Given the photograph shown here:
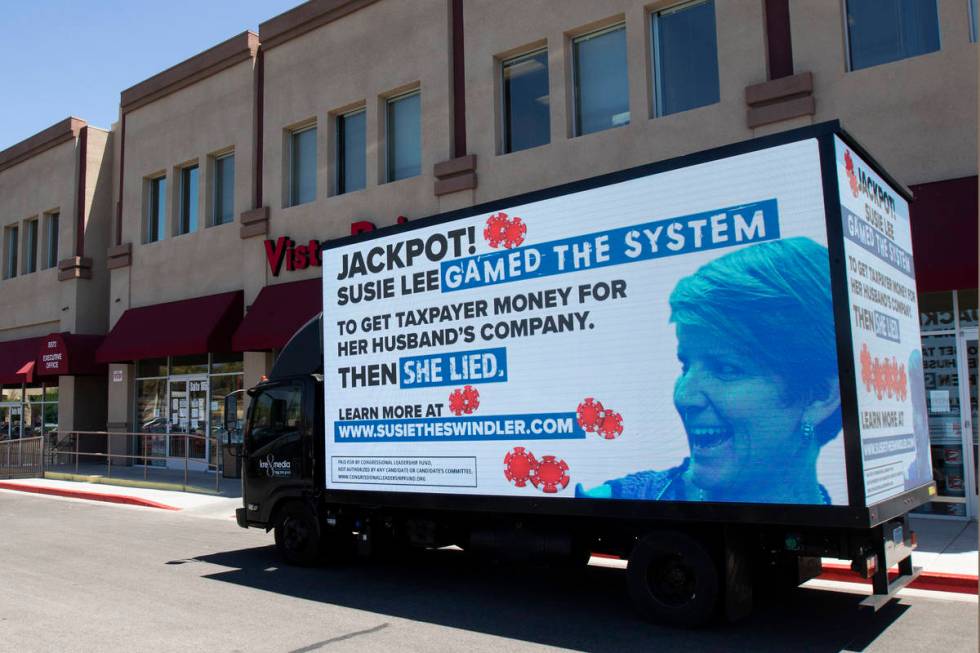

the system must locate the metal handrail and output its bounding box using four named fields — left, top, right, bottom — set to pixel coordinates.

left=46, top=430, right=224, bottom=493
left=0, top=436, right=44, bottom=480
